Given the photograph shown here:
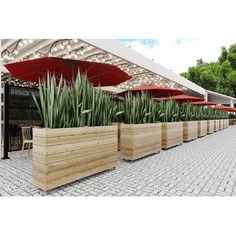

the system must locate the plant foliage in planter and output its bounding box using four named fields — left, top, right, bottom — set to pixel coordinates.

left=119, top=92, right=162, bottom=124
left=159, top=99, right=182, bottom=122
left=32, top=73, right=118, bottom=128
